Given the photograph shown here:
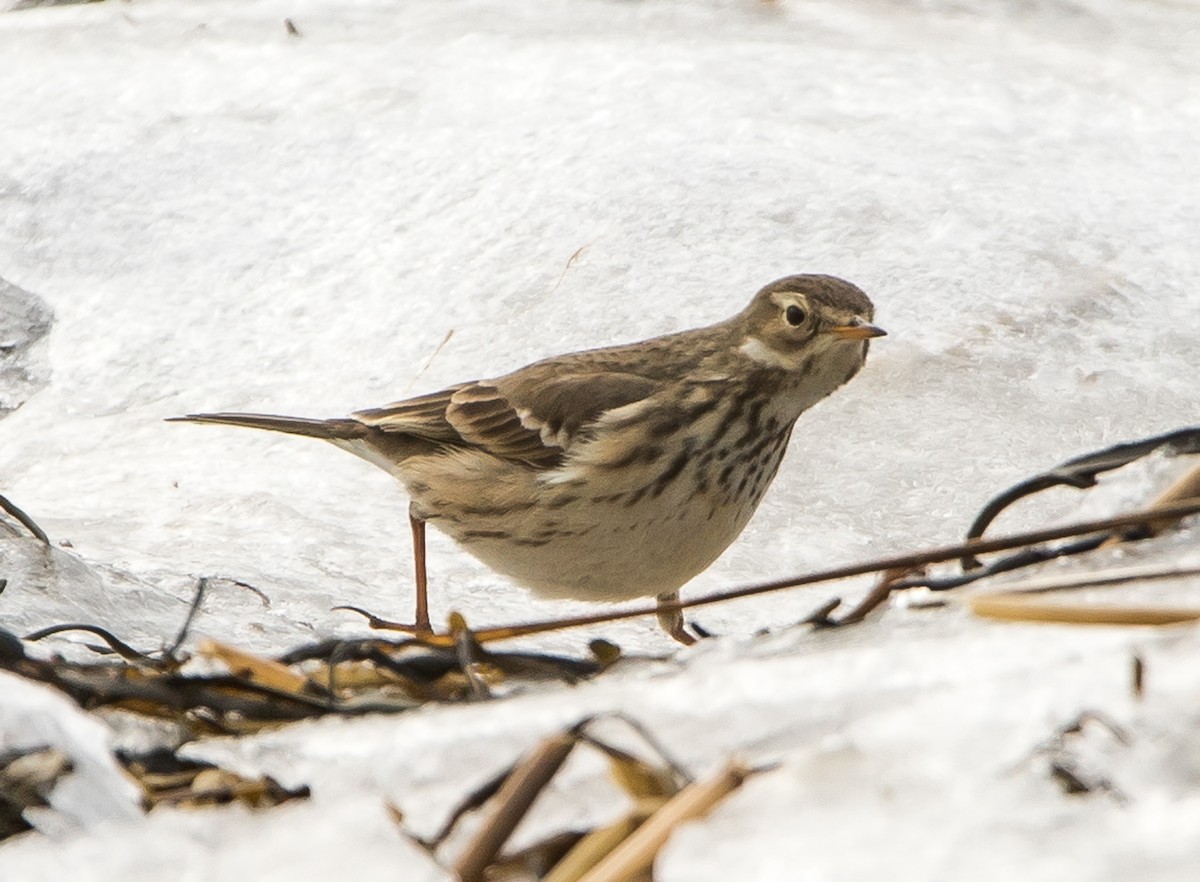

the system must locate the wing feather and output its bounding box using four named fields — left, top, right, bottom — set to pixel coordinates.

left=352, top=385, right=466, bottom=443
left=352, top=371, right=662, bottom=468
